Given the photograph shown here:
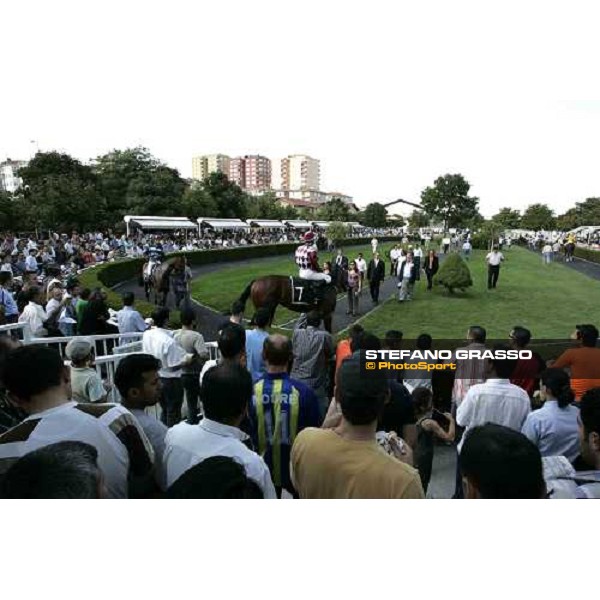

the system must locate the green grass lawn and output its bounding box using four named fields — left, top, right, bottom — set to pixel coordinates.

left=191, top=245, right=600, bottom=339
left=356, top=247, right=600, bottom=339
left=190, top=242, right=397, bottom=326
